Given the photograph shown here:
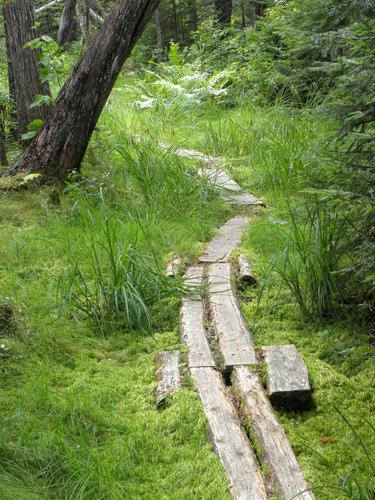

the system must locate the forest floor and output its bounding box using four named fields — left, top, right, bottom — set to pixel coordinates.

left=0, top=73, right=374, bottom=499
